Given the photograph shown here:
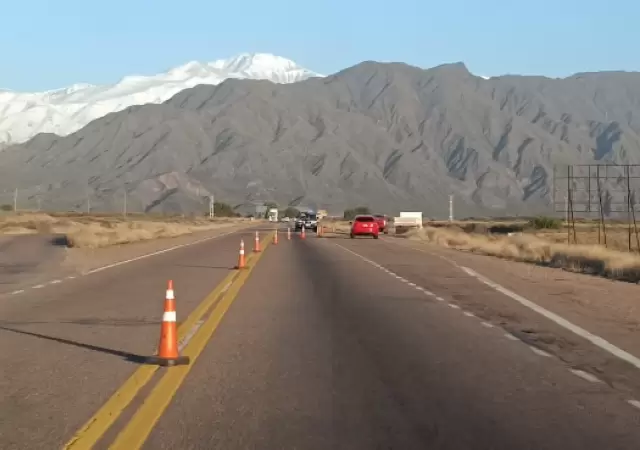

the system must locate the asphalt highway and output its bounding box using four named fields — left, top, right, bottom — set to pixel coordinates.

left=1, top=227, right=639, bottom=449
